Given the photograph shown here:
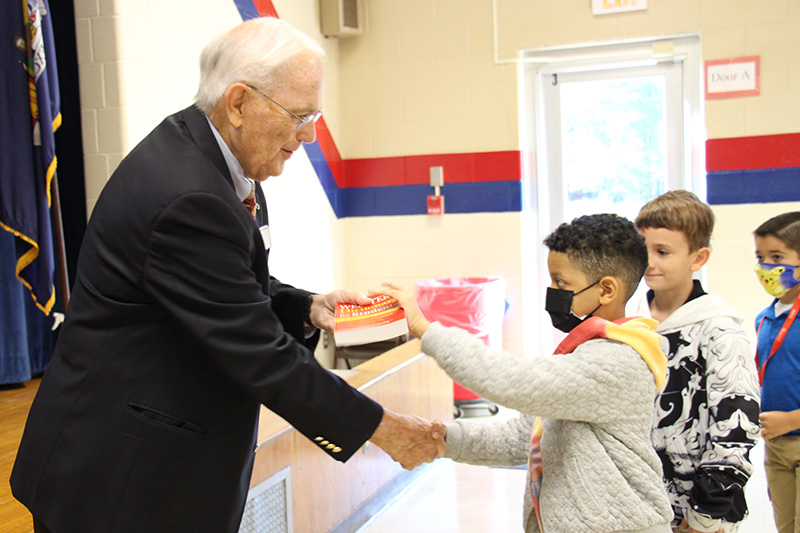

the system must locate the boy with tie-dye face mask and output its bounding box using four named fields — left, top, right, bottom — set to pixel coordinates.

left=753, top=211, right=800, bottom=533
